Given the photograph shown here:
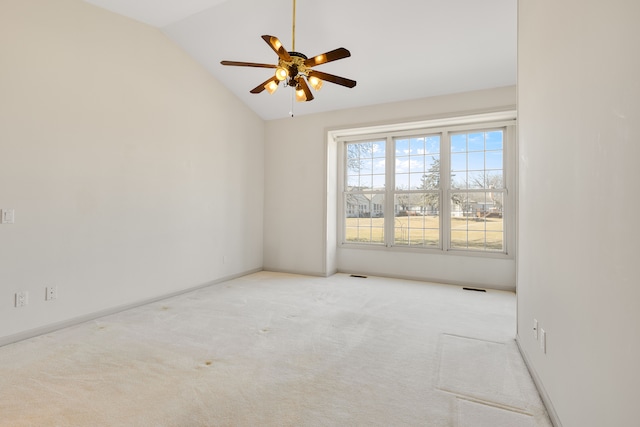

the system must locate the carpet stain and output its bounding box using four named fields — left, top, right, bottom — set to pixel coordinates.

left=205, top=360, right=212, bottom=366
left=160, top=306, right=170, bottom=311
